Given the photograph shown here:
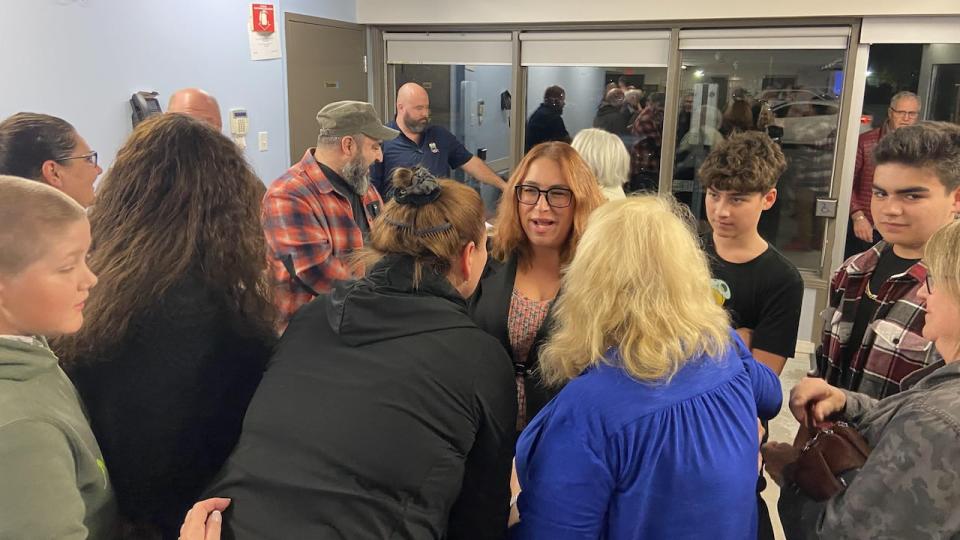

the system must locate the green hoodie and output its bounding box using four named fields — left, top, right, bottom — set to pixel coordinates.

left=0, top=336, right=117, bottom=539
